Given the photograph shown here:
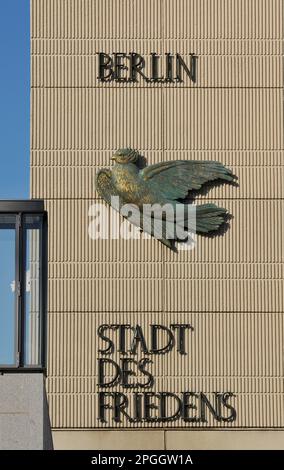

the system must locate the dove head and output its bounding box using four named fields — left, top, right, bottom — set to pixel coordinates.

left=111, top=148, right=139, bottom=165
